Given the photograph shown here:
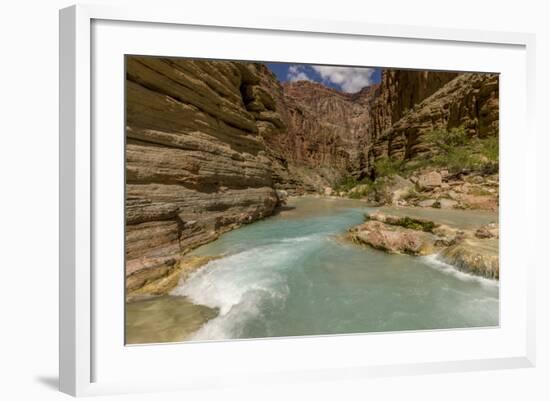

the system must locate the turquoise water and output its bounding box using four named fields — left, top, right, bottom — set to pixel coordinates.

left=171, top=197, right=499, bottom=340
